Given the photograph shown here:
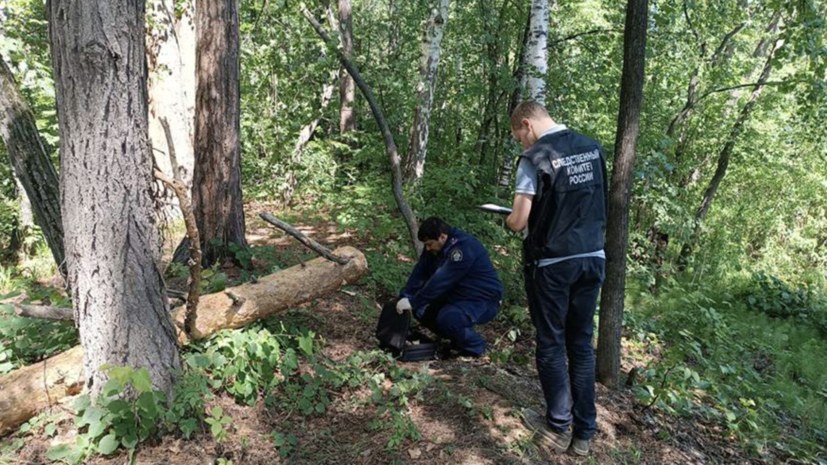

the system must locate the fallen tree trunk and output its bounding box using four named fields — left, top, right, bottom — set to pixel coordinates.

left=0, top=246, right=367, bottom=436
left=0, top=346, right=84, bottom=437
